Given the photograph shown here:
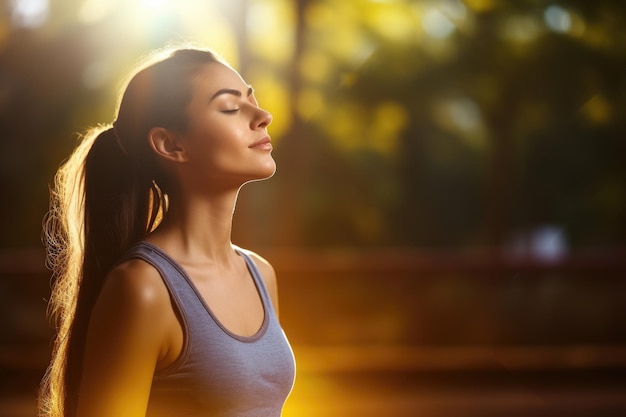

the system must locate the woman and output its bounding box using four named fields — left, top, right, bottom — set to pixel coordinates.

left=40, top=47, right=296, bottom=417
